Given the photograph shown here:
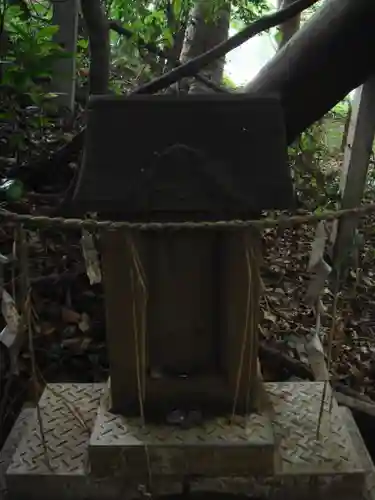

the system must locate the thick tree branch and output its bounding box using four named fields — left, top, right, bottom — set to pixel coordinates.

left=245, top=0, right=375, bottom=143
